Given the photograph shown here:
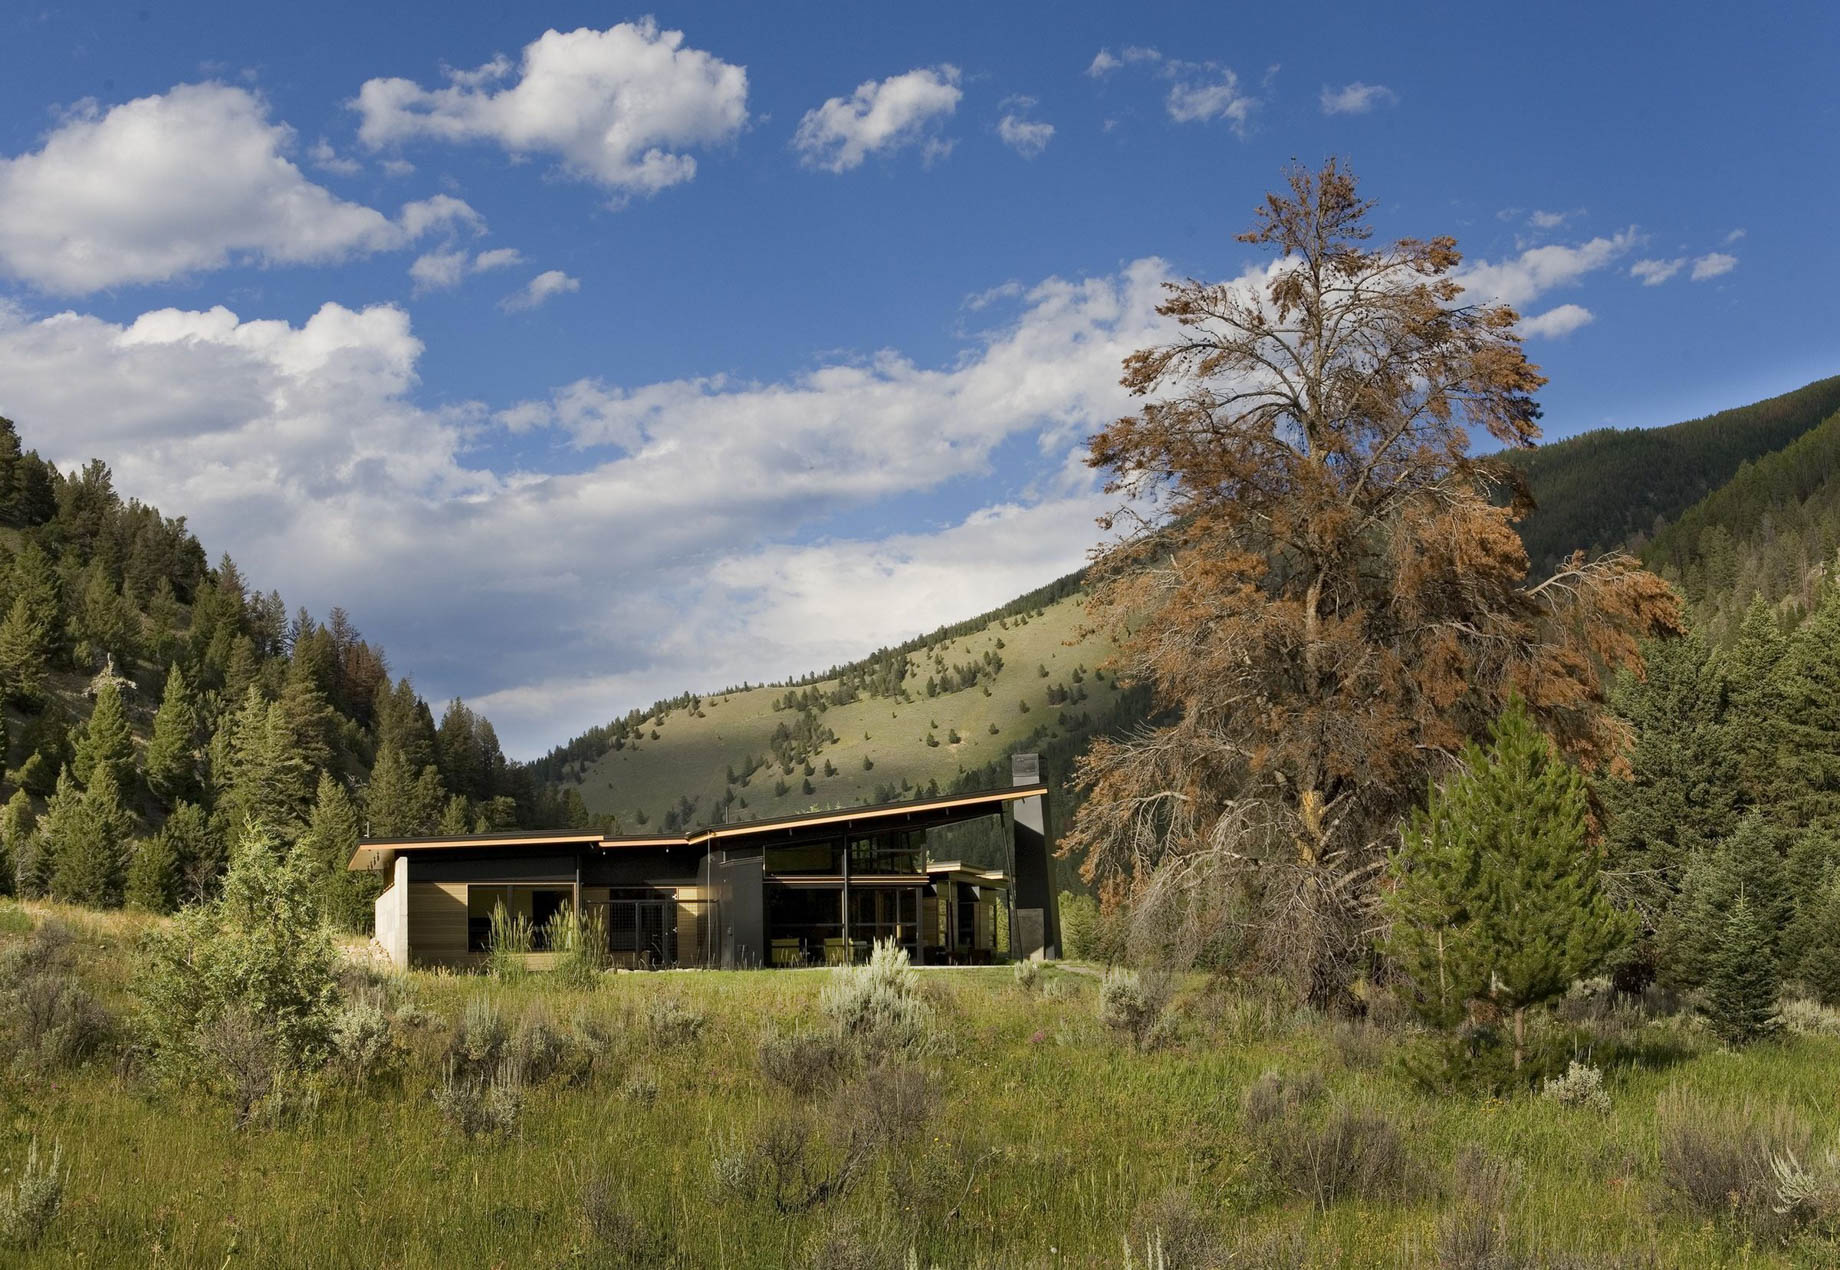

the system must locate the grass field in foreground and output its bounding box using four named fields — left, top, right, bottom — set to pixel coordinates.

left=3, top=901, right=1838, bottom=1268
